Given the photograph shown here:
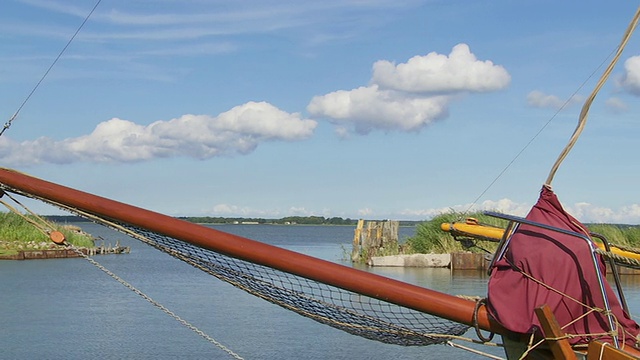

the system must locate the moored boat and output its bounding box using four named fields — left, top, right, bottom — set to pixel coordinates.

left=2, top=3, right=640, bottom=360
